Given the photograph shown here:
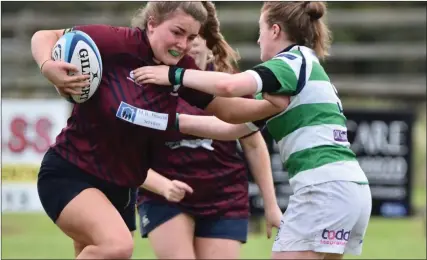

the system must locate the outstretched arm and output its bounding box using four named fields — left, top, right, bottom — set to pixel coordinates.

left=133, top=66, right=258, bottom=97
left=205, top=96, right=288, bottom=124
left=132, top=59, right=292, bottom=124
left=132, top=59, right=292, bottom=98
left=178, top=114, right=256, bottom=141
left=181, top=70, right=259, bottom=97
